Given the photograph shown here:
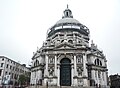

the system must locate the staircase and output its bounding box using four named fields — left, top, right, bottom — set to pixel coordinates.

left=48, top=86, right=73, bottom=88
left=26, top=86, right=95, bottom=88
